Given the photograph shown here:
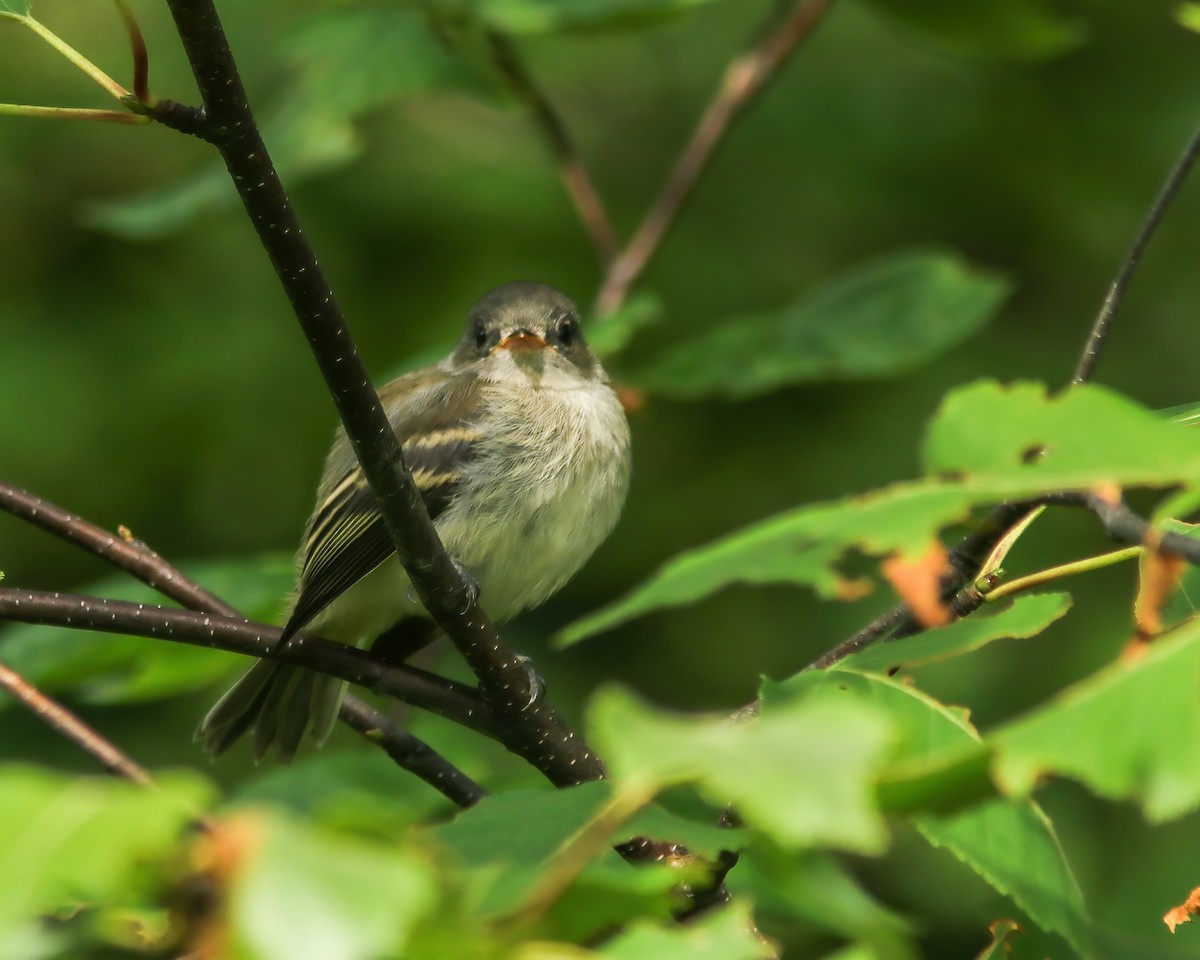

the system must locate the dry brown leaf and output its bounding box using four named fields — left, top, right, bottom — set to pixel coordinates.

left=882, top=543, right=951, bottom=628
left=171, top=813, right=264, bottom=960
left=1165, top=886, right=1200, bottom=932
